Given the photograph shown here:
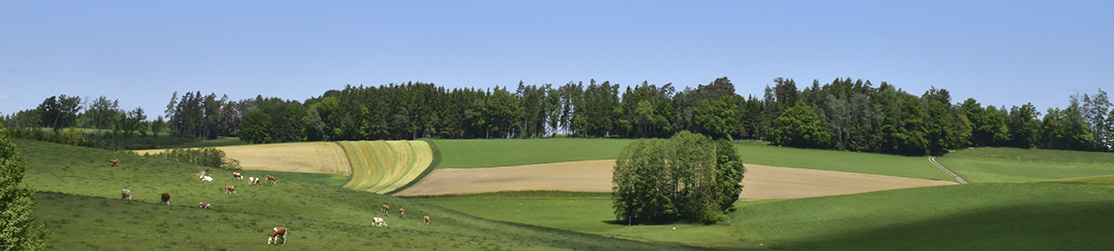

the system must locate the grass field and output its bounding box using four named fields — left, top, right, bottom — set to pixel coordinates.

left=16, top=139, right=692, bottom=250
left=934, top=147, right=1114, bottom=183
left=732, top=140, right=953, bottom=181
left=339, top=140, right=434, bottom=194
left=432, top=138, right=633, bottom=168
left=414, top=191, right=758, bottom=250
left=421, top=178, right=1114, bottom=250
